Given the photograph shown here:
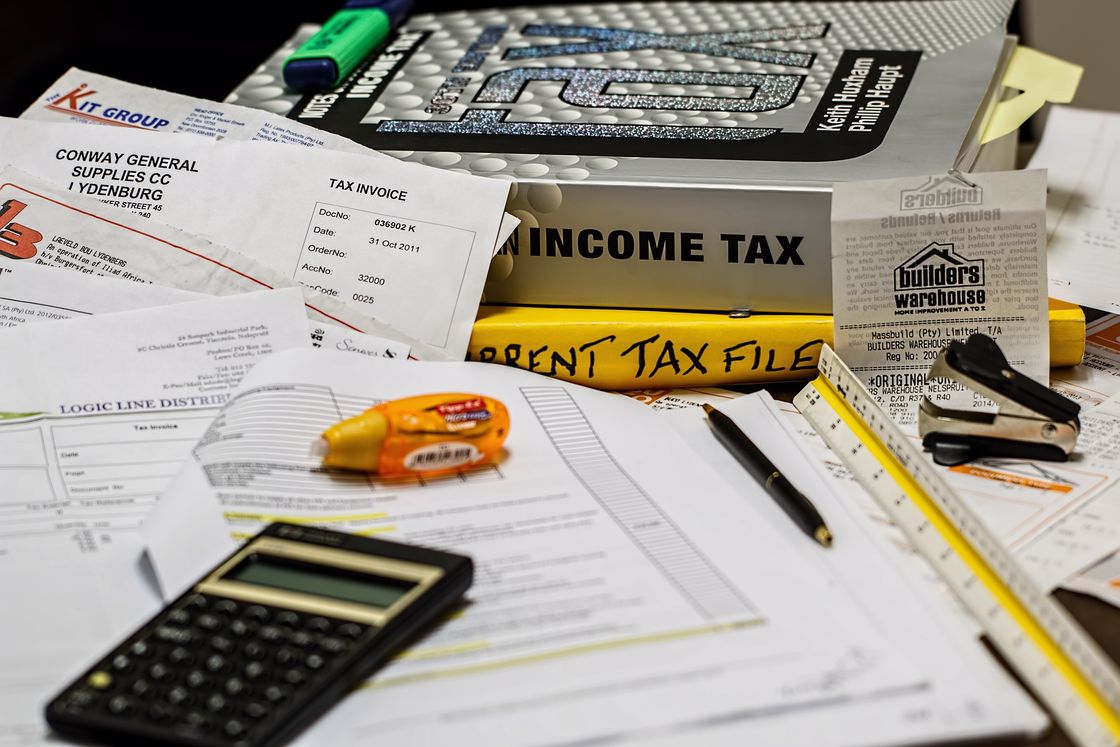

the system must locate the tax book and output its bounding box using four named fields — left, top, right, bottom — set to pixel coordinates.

left=228, top=1, right=1017, bottom=315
